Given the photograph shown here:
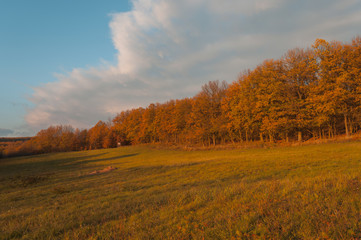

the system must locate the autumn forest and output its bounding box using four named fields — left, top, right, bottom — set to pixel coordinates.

left=2, top=37, right=361, bottom=157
